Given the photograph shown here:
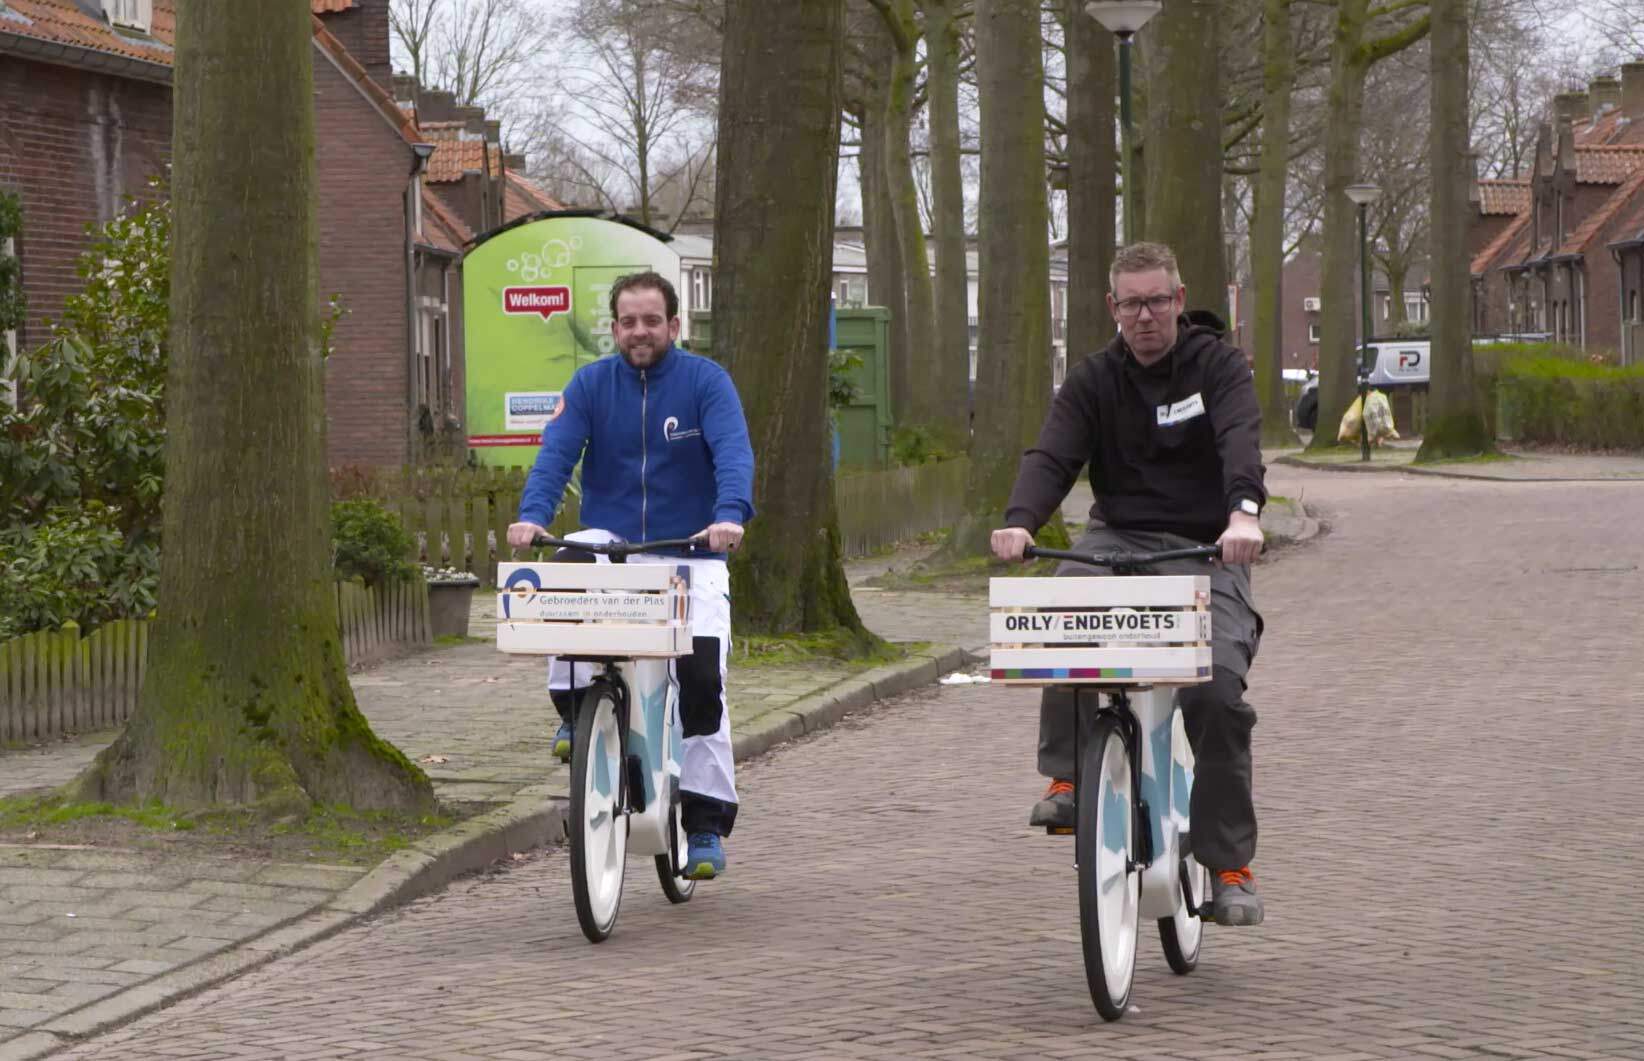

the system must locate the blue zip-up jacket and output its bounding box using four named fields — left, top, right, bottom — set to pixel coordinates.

left=518, top=346, right=755, bottom=556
